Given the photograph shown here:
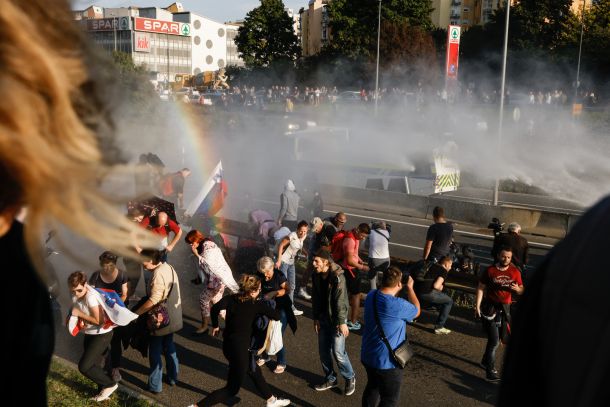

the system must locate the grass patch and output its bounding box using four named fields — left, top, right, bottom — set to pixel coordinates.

left=47, top=359, right=156, bottom=407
